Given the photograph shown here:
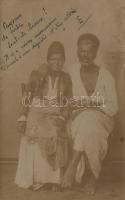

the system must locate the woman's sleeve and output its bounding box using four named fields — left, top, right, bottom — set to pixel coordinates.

left=18, top=71, right=35, bottom=118
left=101, top=70, right=119, bottom=117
